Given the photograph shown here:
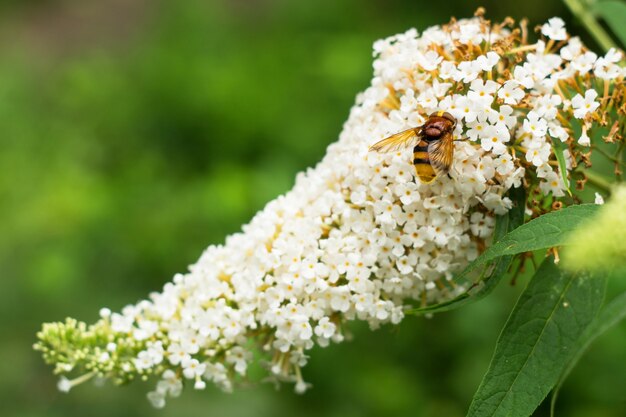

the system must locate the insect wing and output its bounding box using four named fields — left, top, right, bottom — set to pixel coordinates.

left=427, top=132, right=454, bottom=176
left=369, top=128, right=420, bottom=153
